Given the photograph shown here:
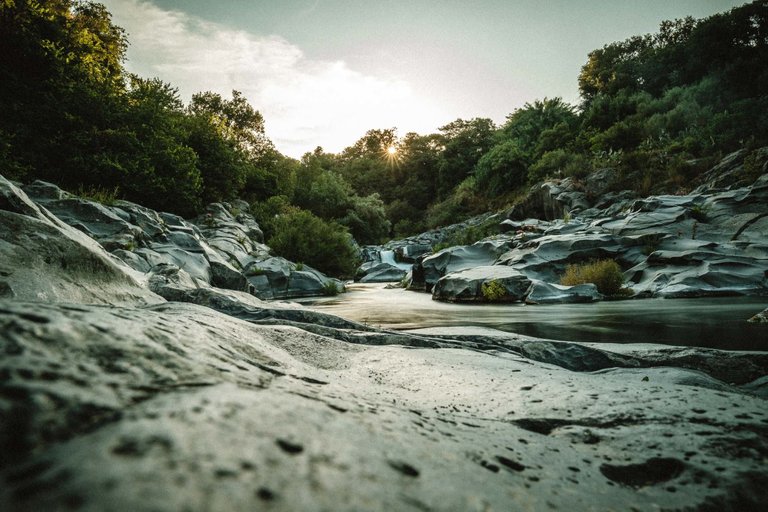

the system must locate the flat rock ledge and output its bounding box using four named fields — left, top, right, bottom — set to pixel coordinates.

left=1, top=300, right=767, bottom=511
